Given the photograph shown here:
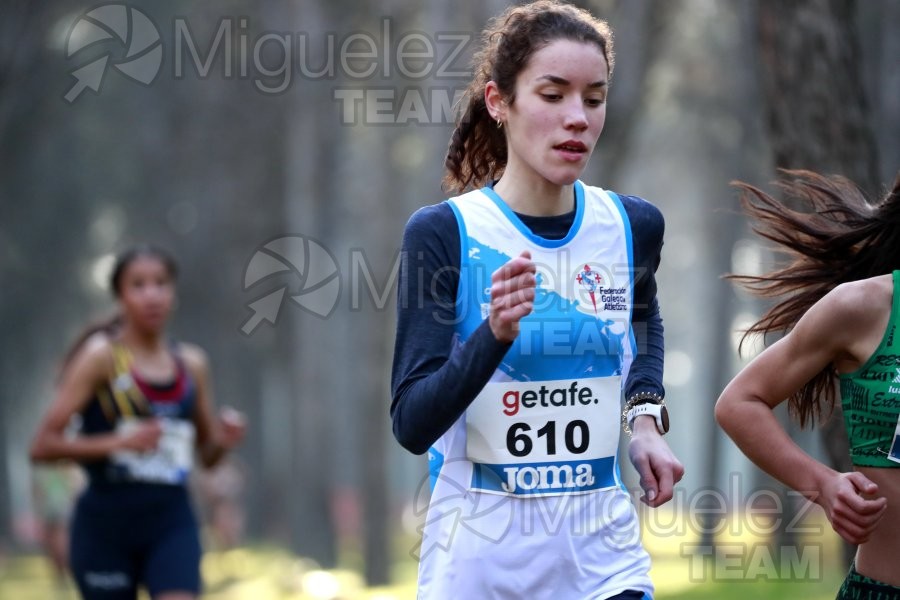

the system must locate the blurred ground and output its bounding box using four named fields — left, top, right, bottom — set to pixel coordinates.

left=0, top=507, right=848, bottom=599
